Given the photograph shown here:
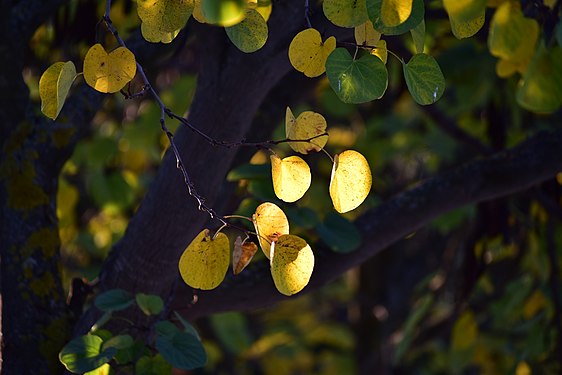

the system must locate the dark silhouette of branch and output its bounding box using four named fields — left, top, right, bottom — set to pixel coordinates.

left=172, top=129, right=562, bottom=319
